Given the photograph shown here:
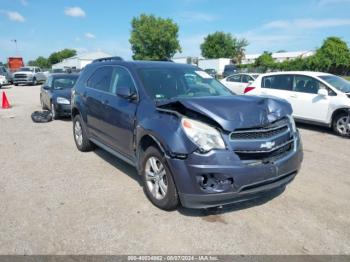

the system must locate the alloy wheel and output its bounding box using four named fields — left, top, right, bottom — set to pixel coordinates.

left=145, top=156, right=168, bottom=200
left=336, top=116, right=350, bottom=135
left=74, top=120, right=83, bottom=146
